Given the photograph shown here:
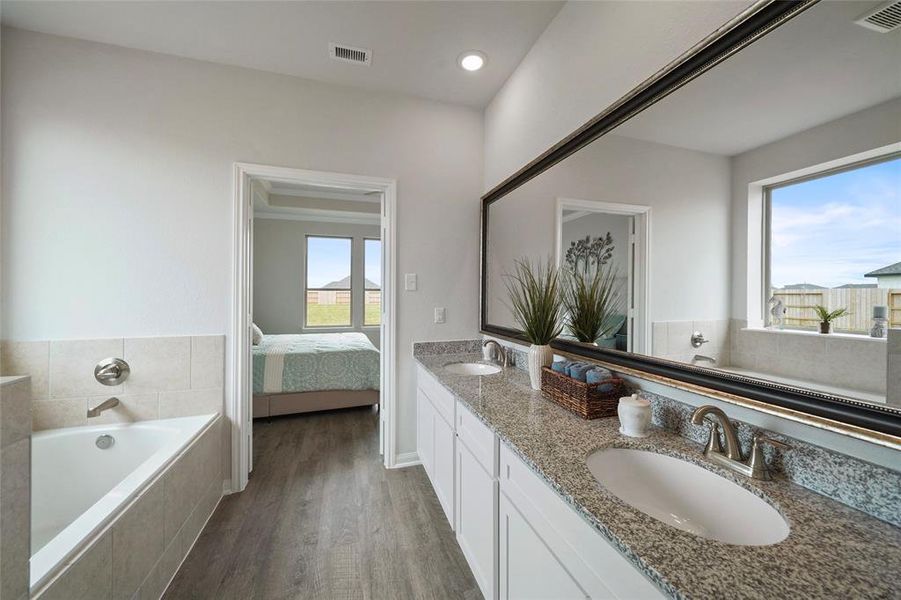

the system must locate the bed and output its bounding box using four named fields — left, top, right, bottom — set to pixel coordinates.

left=252, top=332, right=380, bottom=418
